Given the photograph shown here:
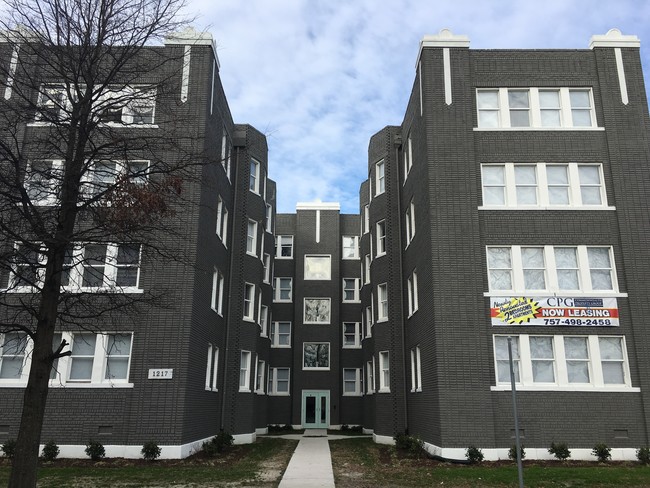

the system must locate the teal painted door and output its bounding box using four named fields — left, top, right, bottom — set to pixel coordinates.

left=301, top=390, right=329, bottom=428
